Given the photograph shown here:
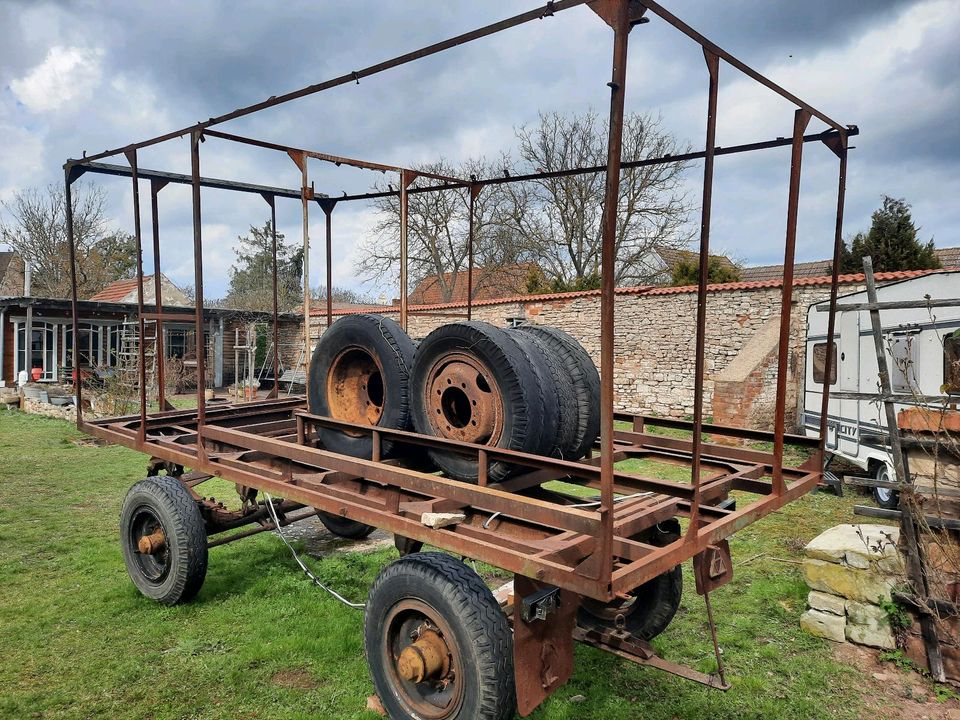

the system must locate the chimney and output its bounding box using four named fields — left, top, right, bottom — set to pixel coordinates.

left=23, top=261, right=31, bottom=297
